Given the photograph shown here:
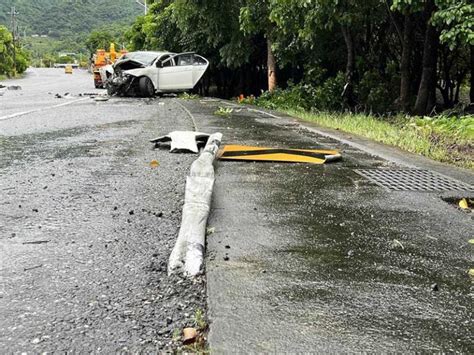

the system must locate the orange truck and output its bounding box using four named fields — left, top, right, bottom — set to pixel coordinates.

left=92, top=44, right=126, bottom=88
